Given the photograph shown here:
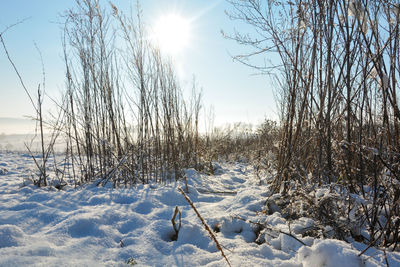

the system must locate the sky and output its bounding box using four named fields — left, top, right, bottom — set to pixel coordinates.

left=0, top=0, right=277, bottom=134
